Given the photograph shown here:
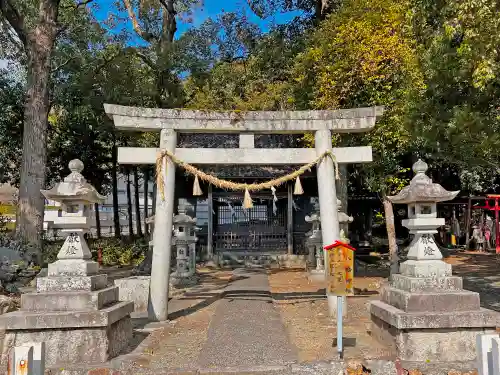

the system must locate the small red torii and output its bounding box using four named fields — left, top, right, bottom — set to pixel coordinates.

left=472, top=194, right=500, bottom=253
